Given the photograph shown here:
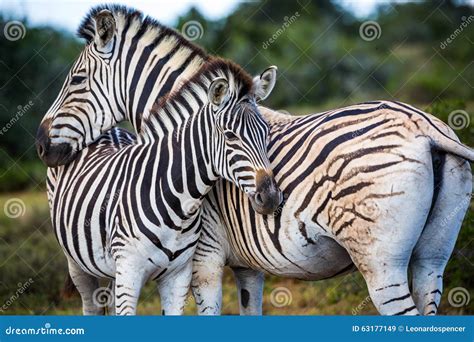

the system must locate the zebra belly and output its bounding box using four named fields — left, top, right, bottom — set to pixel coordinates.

left=227, top=217, right=354, bottom=280
left=270, top=235, right=354, bottom=280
